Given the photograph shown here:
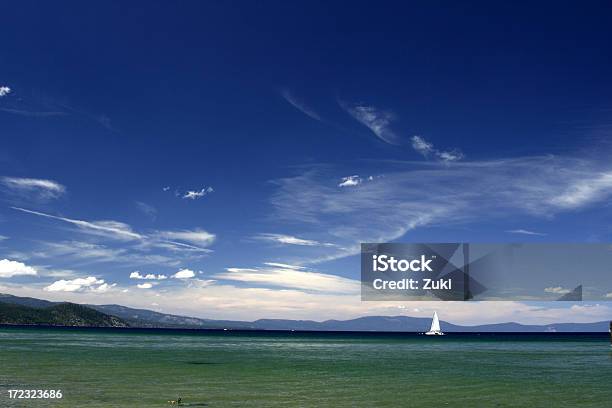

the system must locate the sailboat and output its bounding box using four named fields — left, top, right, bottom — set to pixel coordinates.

left=425, top=311, right=444, bottom=335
